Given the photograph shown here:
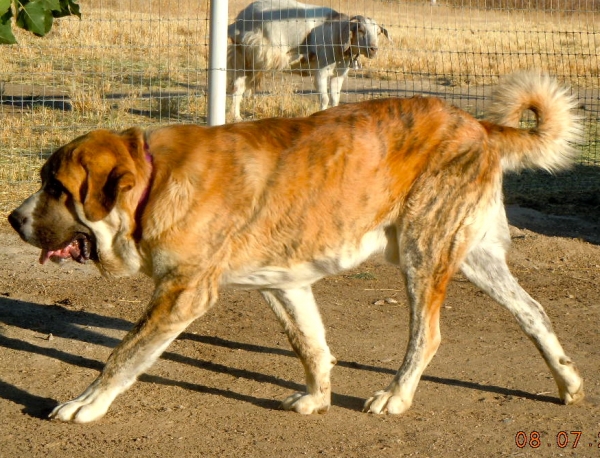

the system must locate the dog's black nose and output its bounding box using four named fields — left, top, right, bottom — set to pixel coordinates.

left=8, top=210, right=26, bottom=232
